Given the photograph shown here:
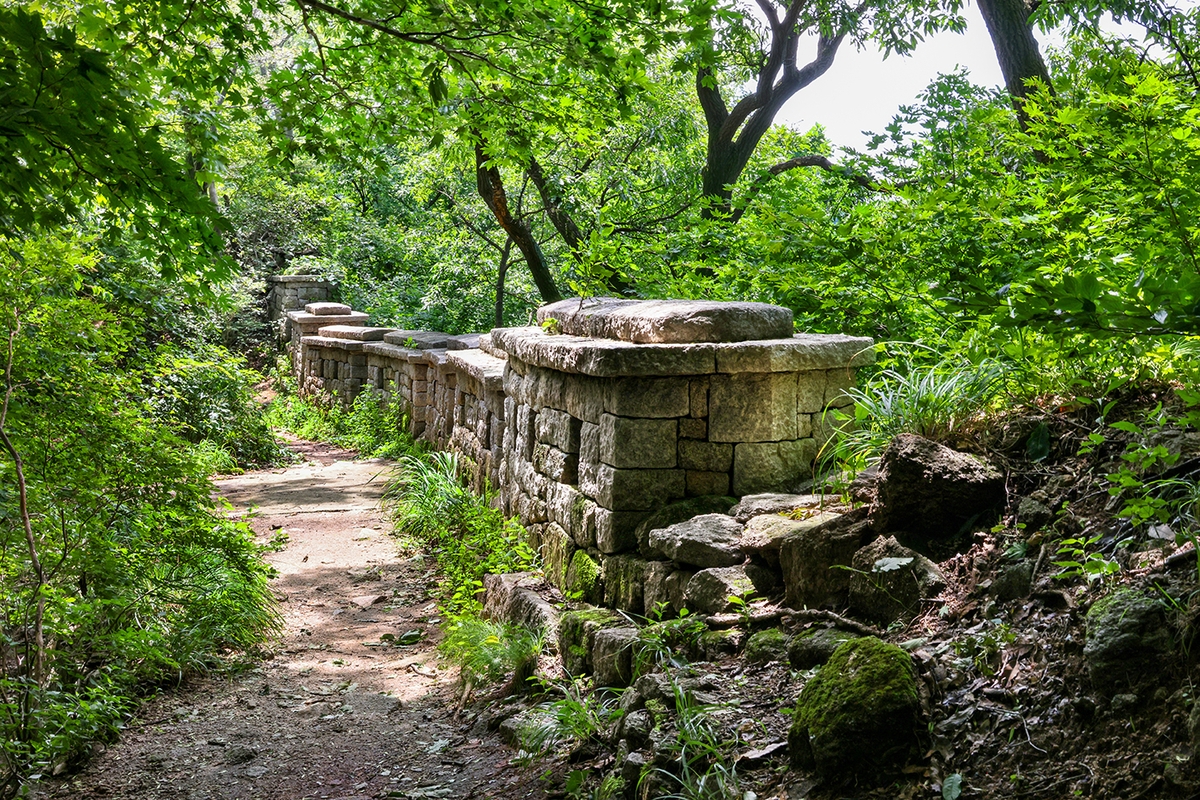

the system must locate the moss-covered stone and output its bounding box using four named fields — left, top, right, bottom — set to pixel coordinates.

left=700, top=628, right=743, bottom=659
left=566, top=550, right=603, bottom=605
left=541, top=522, right=576, bottom=593
left=787, top=627, right=859, bottom=670
left=744, top=628, right=789, bottom=665
left=603, top=554, right=650, bottom=614
left=558, top=606, right=623, bottom=676
left=789, top=637, right=919, bottom=782
left=1084, top=588, right=1173, bottom=693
